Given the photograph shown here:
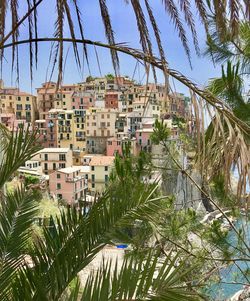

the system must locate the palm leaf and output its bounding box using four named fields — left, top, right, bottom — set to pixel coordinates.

left=0, top=187, right=40, bottom=300
left=80, top=250, right=201, bottom=300
left=99, top=0, right=120, bottom=76
left=0, top=125, right=41, bottom=188
left=10, top=181, right=172, bottom=299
